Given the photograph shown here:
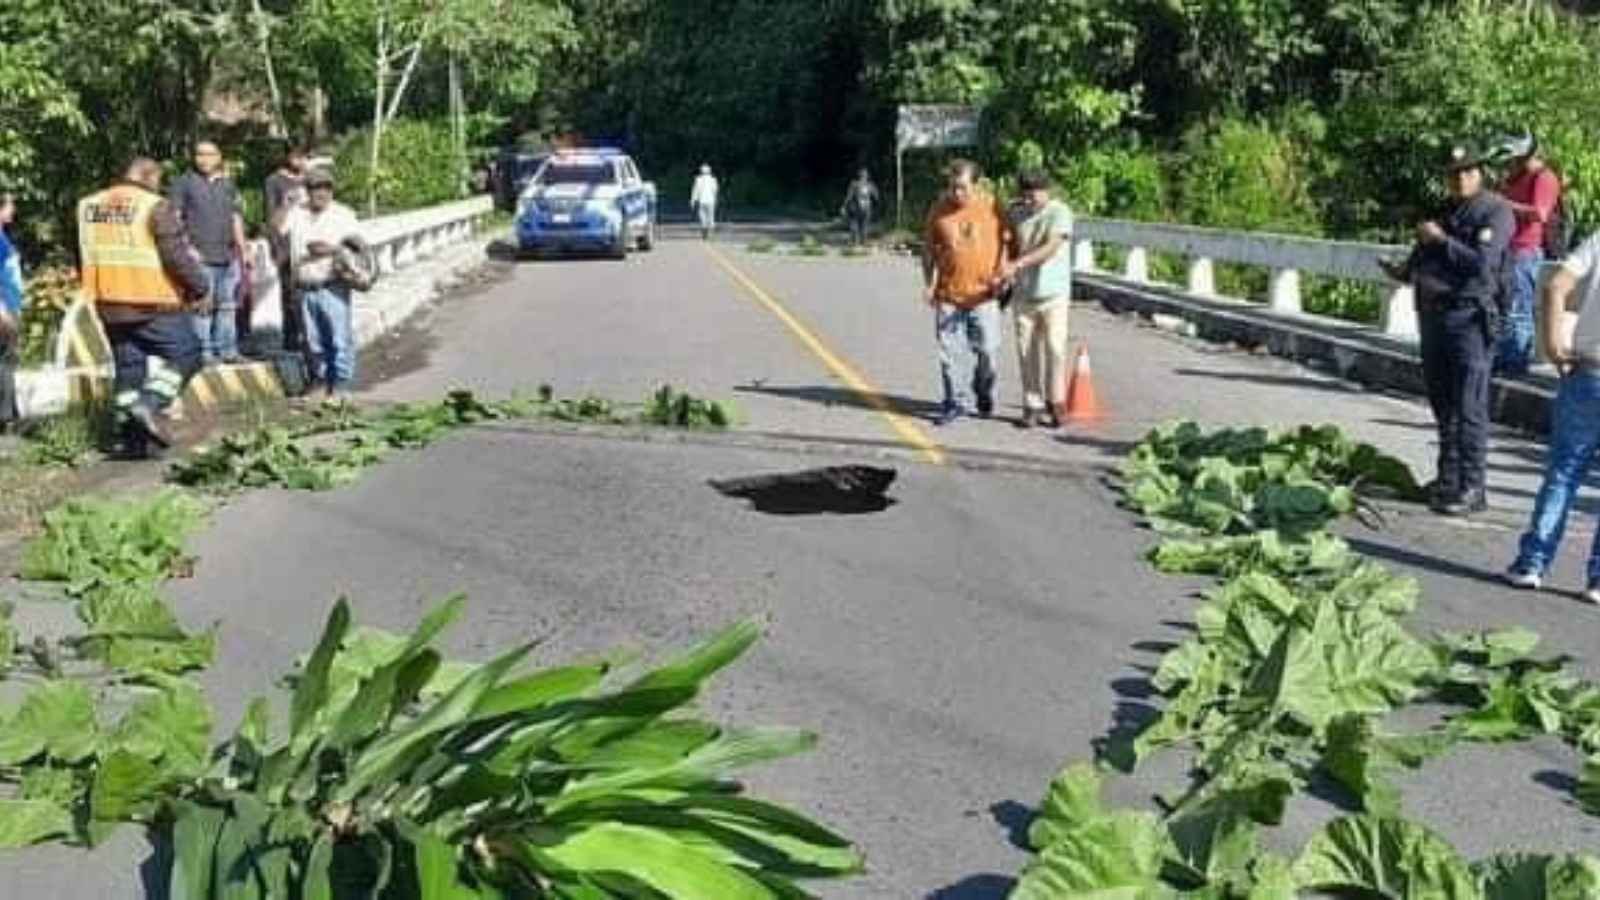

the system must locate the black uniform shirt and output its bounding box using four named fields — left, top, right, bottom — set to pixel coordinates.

left=1412, top=190, right=1515, bottom=305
